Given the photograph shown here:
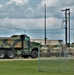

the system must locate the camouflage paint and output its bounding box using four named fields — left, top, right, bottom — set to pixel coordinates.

left=0, top=37, right=22, bottom=48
